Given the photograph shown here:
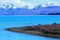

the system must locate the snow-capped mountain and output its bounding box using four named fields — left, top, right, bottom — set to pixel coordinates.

left=0, top=4, right=17, bottom=9
left=41, top=3, right=60, bottom=7
left=0, top=2, right=60, bottom=9
left=0, top=3, right=60, bottom=15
